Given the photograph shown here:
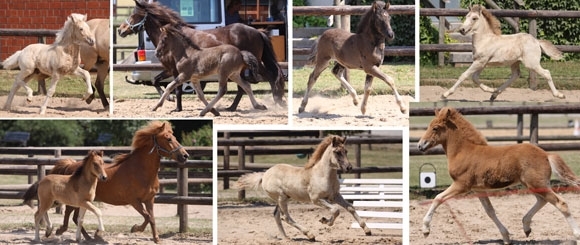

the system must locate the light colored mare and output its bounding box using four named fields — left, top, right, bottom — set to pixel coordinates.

left=443, top=5, right=564, bottom=101
left=24, top=150, right=108, bottom=242
left=2, top=13, right=95, bottom=114
left=235, top=135, right=371, bottom=241
left=417, top=107, right=580, bottom=244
